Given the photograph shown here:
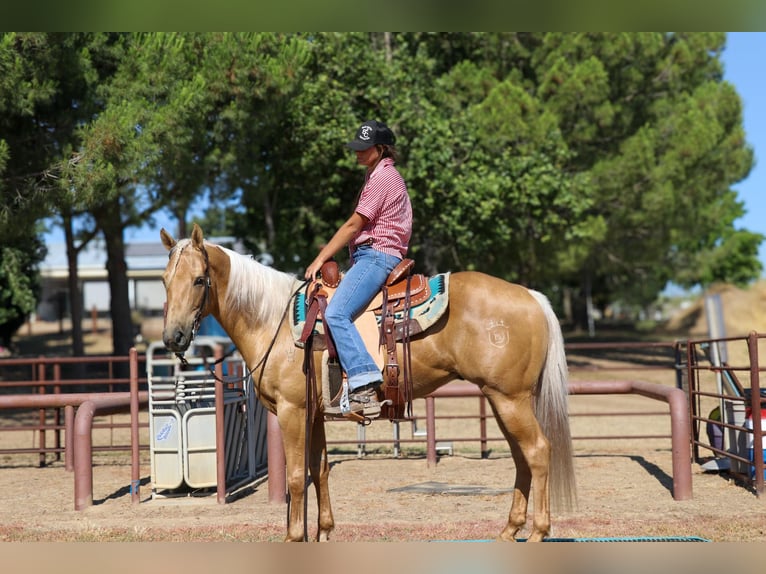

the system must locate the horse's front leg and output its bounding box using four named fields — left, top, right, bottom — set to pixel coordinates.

left=279, top=404, right=310, bottom=542
left=309, top=412, right=335, bottom=541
